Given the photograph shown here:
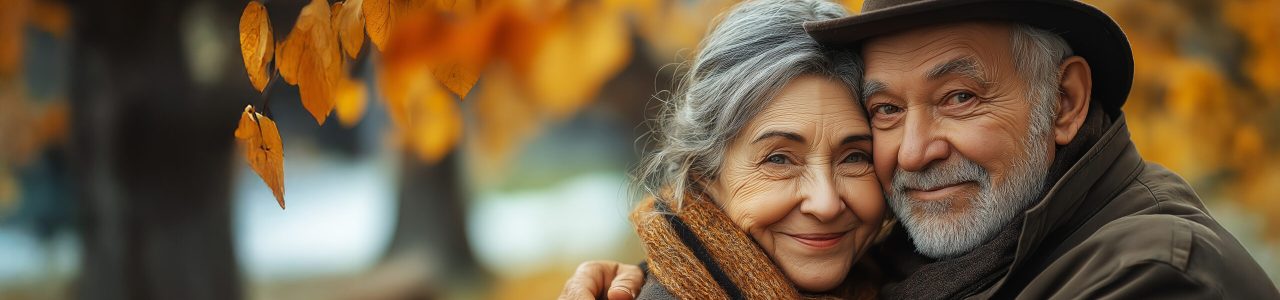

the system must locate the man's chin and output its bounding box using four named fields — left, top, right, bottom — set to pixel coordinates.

left=900, top=209, right=997, bottom=259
